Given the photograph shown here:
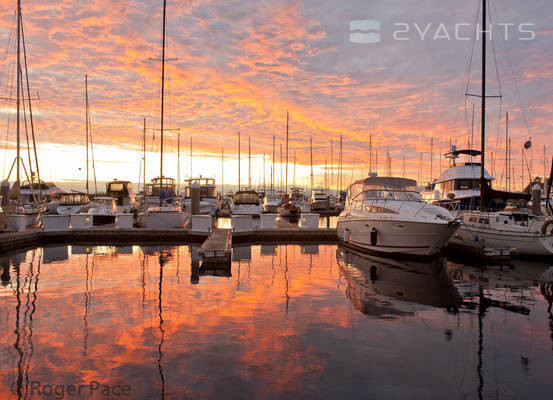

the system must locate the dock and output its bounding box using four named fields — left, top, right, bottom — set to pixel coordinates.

left=0, top=226, right=337, bottom=254
left=198, top=229, right=232, bottom=268
left=446, top=241, right=513, bottom=265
